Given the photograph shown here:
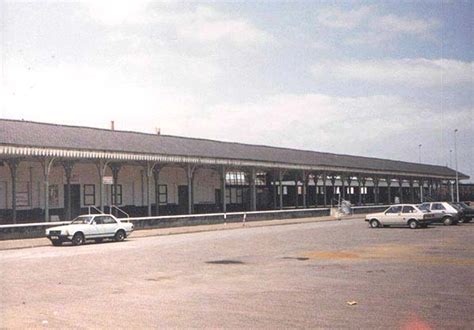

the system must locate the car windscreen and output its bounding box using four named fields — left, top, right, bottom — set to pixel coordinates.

left=418, top=204, right=430, bottom=212
left=414, top=206, right=429, bottom=213
left=71, top=216, right=93, bottom=224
